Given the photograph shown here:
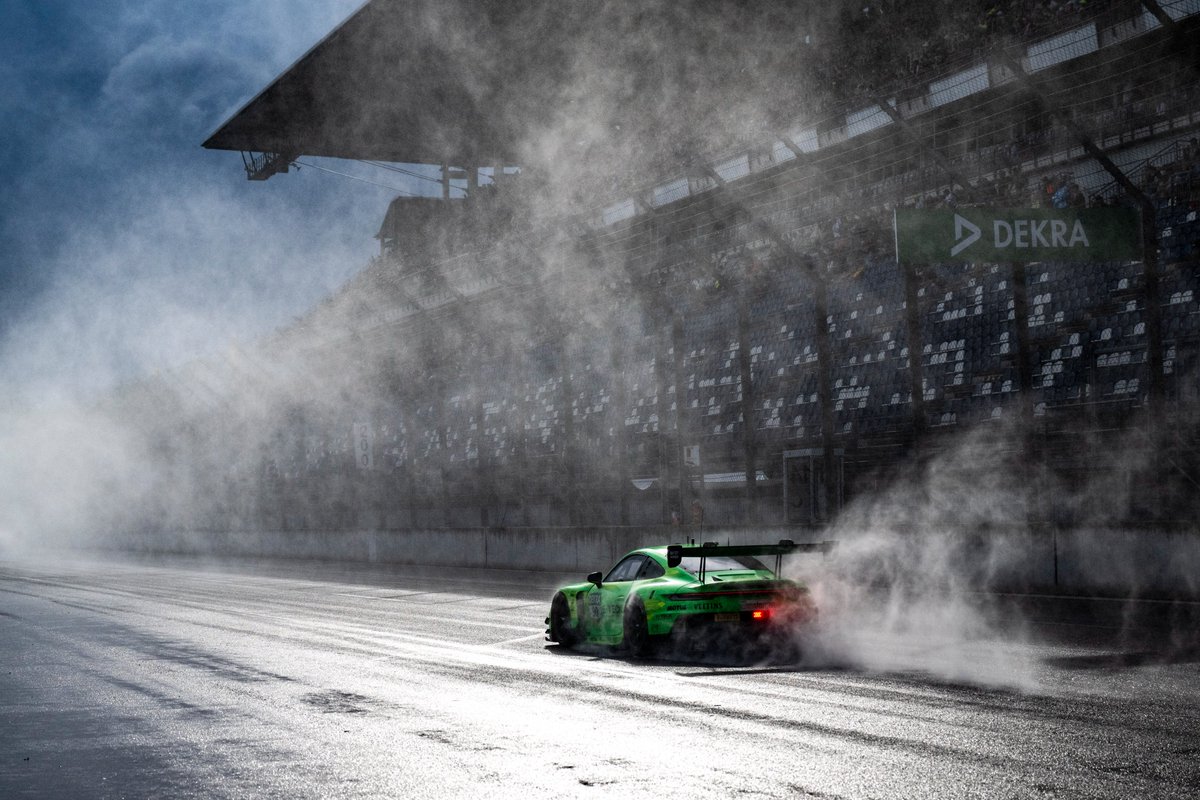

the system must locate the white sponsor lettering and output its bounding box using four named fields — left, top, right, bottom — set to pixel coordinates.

left=992, top=217, right=1090, bottom=250
left=994, top=220, right=1012, bottom=248
left=1069, top=220, right=1090, bottom=247
left=950, top=214, right=982, bottom=257
left=1014, top=220, right=1029, bottom=248
left=1050, top=219, right=1068, bottom=247
left=1031, top=220, right=1050, bottom=248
